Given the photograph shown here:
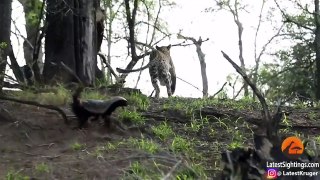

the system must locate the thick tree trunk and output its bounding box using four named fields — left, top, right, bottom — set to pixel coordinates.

left=0, top=0, right=12, bottom=89
left=77, top=0, right=97, bottom=85
left=43, top=0, right=98, bottom=86
left=314, top=0, right=320, bottom=100
left=43, top=0, right=76, bottom=84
